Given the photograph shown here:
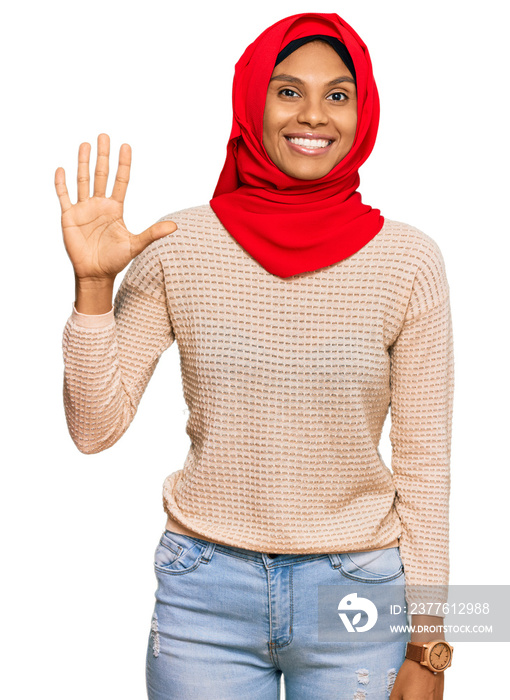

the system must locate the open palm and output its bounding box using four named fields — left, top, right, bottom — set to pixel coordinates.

left=55, top=133, right=177, bottom=281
